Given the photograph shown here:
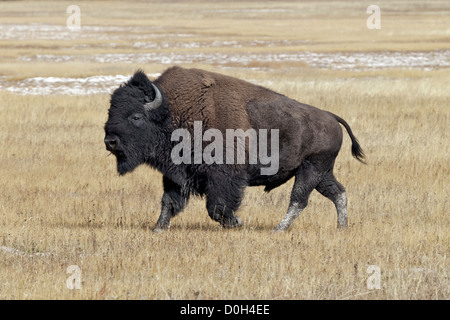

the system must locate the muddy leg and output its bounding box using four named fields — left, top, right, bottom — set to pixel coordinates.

left=273, top=161, right=322, bottom=232
left=316, top=172, right=348, bottom=228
